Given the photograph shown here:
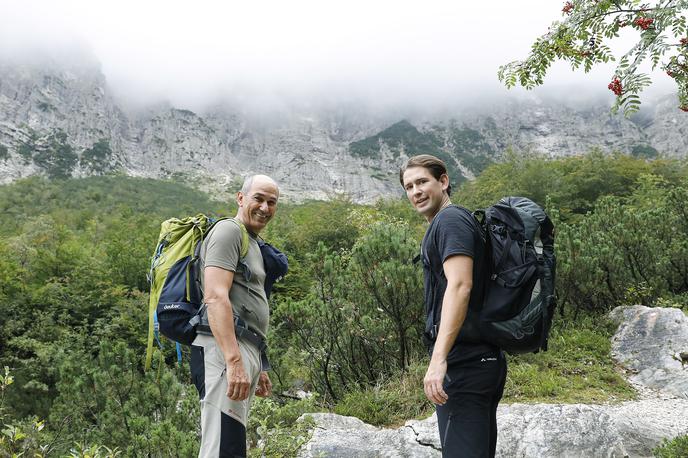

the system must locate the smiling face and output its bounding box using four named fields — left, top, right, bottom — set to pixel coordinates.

left=402, top=166, right=449, bottom=221
left=236, top=175, right=279, bottom=234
